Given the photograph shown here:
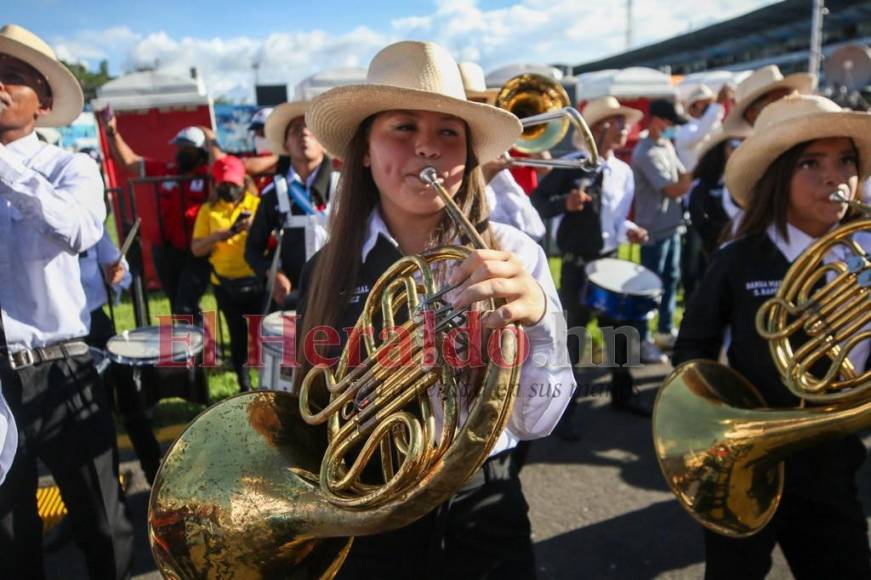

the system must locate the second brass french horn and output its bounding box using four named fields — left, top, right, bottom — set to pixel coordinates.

left=653, top=208, right=871, bottom=537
